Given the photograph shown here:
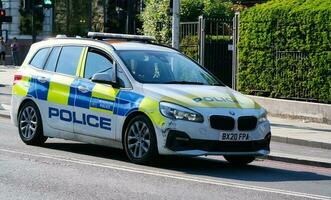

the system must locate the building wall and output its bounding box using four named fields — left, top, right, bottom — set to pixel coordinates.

left=2, top=0, right=53, bottom=40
